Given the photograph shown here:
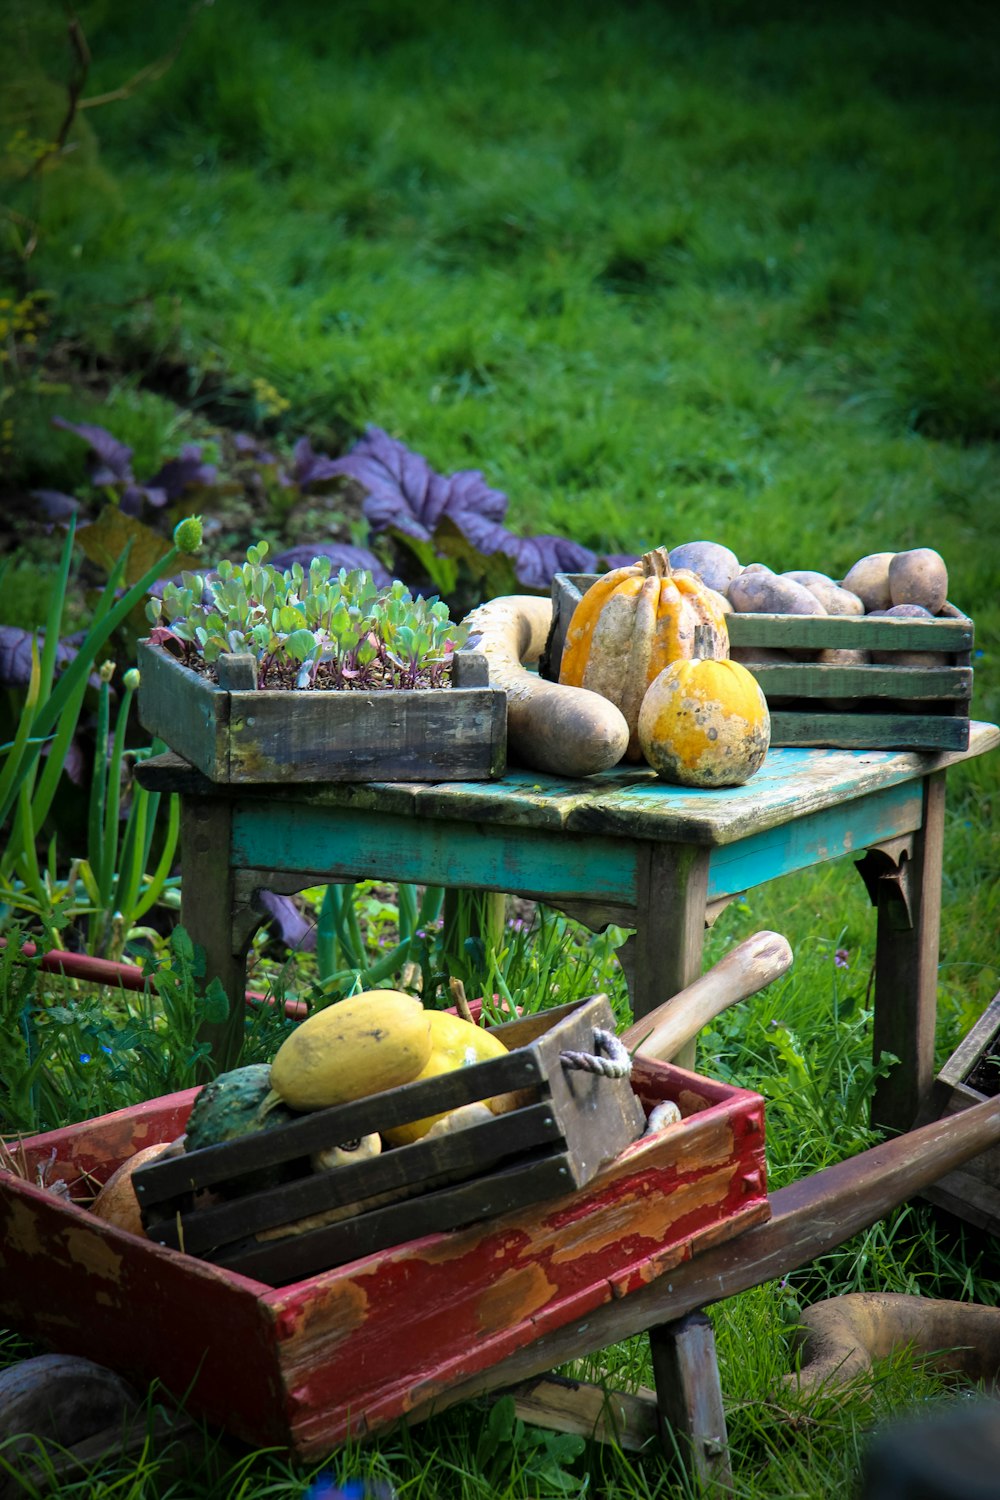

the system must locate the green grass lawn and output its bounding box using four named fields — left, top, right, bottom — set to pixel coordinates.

left=2, top=0, right=1000, bottom=1494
